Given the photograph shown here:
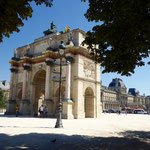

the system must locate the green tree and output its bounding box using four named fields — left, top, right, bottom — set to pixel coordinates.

left=0, top=90, right=7, bottom=108
left=82, top=0, right=150, bottom=76
left=0, top=0, right=53, bottom=42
